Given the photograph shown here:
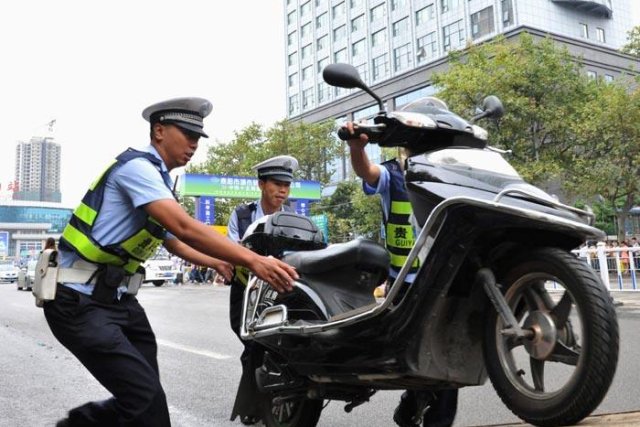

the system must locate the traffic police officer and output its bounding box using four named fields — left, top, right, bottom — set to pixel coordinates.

left=227, top=155, right=298, bottom=424
left=46, top=97, right=298, bottom=427
left=346, top=121, right=458, bottom=427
